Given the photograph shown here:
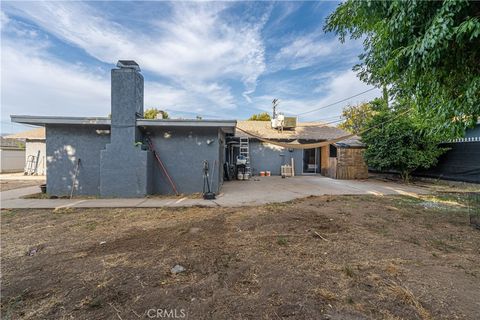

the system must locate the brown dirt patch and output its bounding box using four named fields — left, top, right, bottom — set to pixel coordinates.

left=1, top=195, right=479, bottom=319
